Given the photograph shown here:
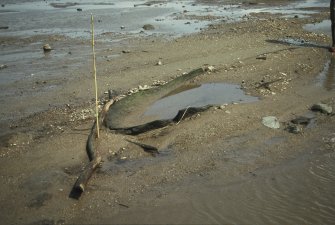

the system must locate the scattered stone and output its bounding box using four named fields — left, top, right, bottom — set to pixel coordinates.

left=156, top=60, right=162, bottom=66
left=142, top=24, right=155, bottom=30
left=205, top=65, right=215, bottom=72
left=0, top=26, right=9, bottom=29
left=152, top=80, right=167, bottom=86
left=0, top=64, right=8, bottom=70
left=42, top=44, right=52, bottom=52
left=120, top=26, right=125, bottom=30
left=122, top=50, right=131, bottom=53
left=262, top=116, right=280, bottom=129
left=256, top=55, right=267, bottom=60
left=311, top=103, right=332, bottom=114
left=286, top=124, right=302, bottom=134
left=77, top=8, right=83, bottom=11
left=138, top=85, right=150, bottom=91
